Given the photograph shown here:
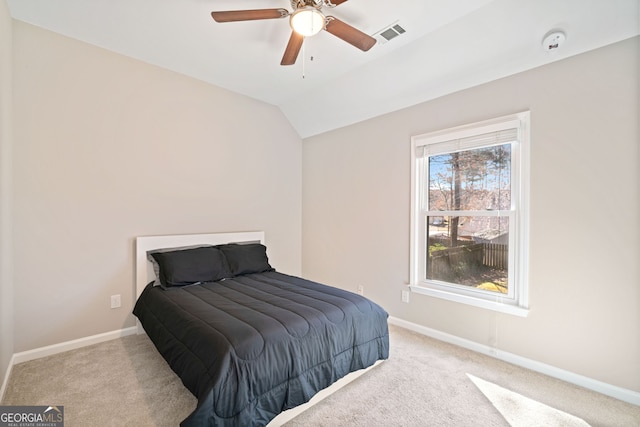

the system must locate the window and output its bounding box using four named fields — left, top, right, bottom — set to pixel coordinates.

left=410, top=112, right=530, bottom=316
